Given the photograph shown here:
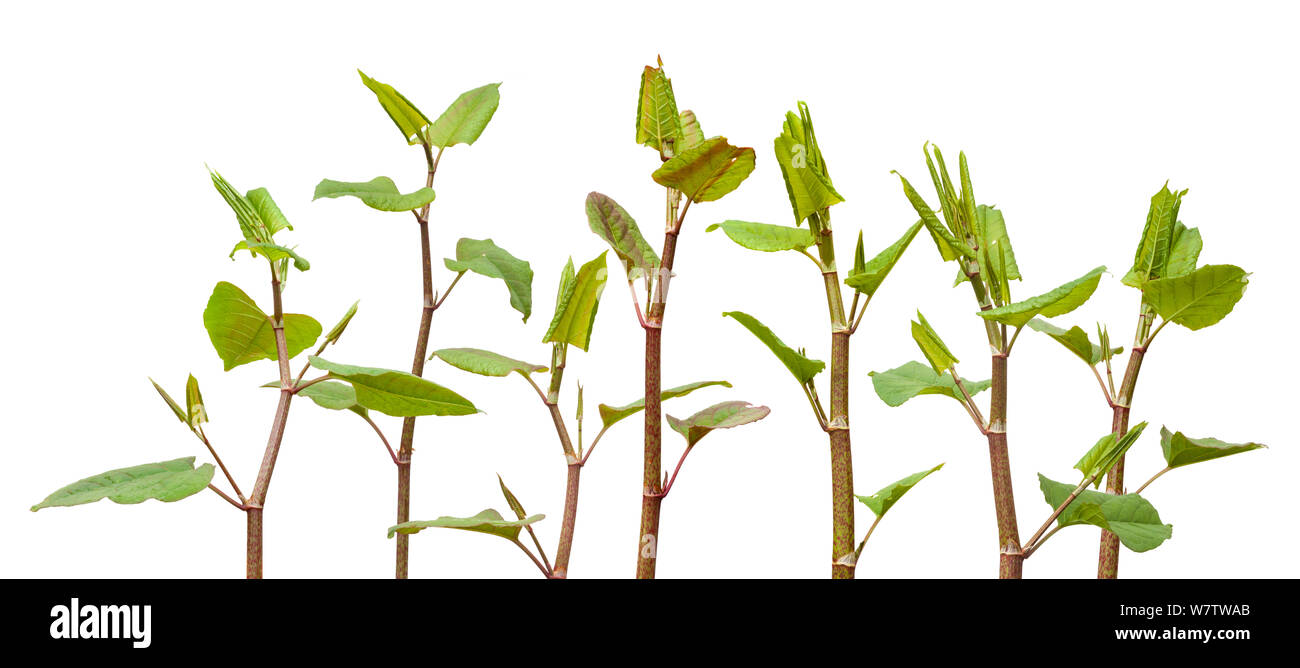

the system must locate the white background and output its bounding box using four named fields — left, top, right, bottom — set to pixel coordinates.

left=2, top=1, right=1294, bottom=579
